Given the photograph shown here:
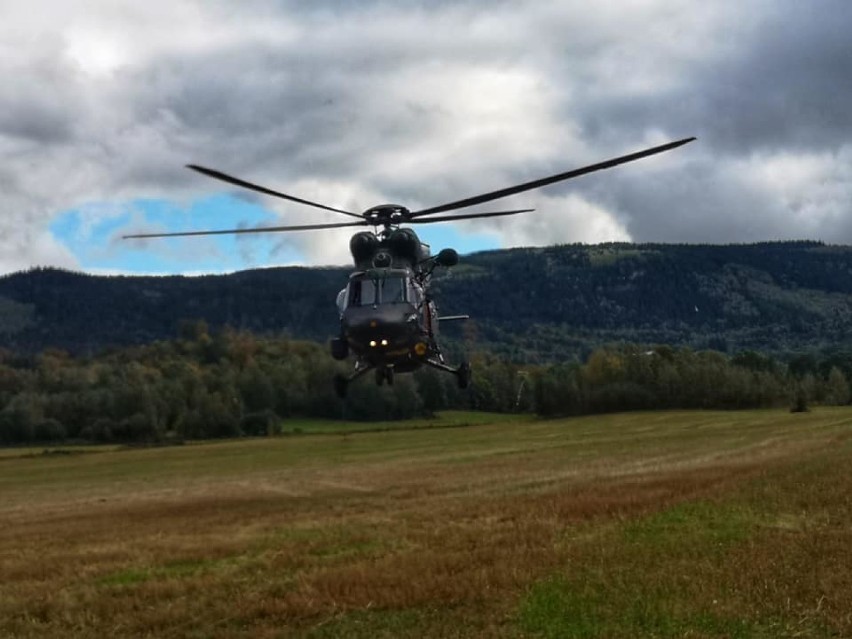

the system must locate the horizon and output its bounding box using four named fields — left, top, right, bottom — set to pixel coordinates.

left=2, top=237, right=835, bottom=279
